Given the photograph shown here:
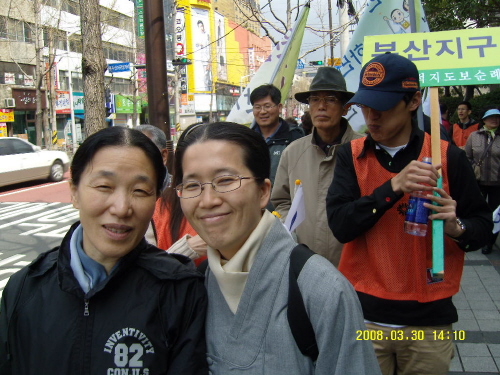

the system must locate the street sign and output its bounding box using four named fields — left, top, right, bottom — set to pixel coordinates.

left=297, top=59, right=305, bottom=69
left=108, top=62, right=131, bottom=73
